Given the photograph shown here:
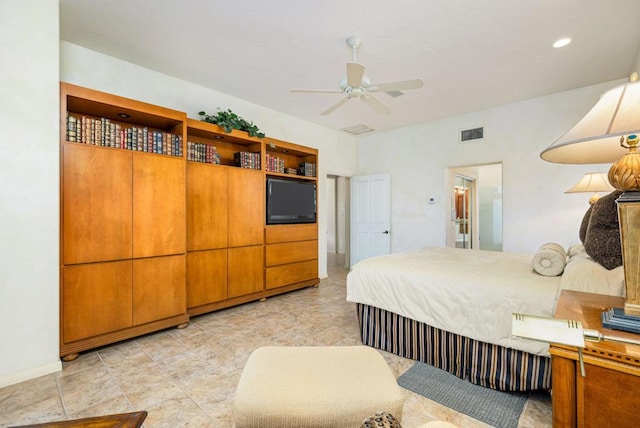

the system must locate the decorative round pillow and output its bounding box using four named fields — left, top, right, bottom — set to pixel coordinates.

left=532, top=243, right=567, bottom=276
